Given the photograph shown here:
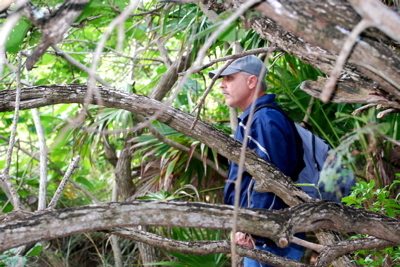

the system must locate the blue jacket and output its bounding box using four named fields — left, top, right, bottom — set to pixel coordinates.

left=224, top=94, right=300, bottom=210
